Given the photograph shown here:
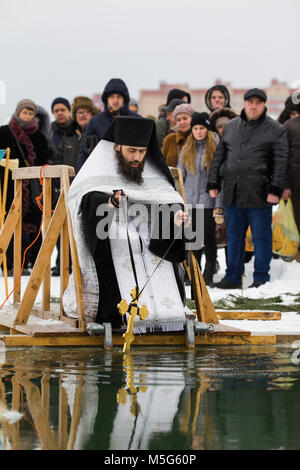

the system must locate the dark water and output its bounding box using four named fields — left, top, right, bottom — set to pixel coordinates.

left=0, top=344, right=300, bottom=450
